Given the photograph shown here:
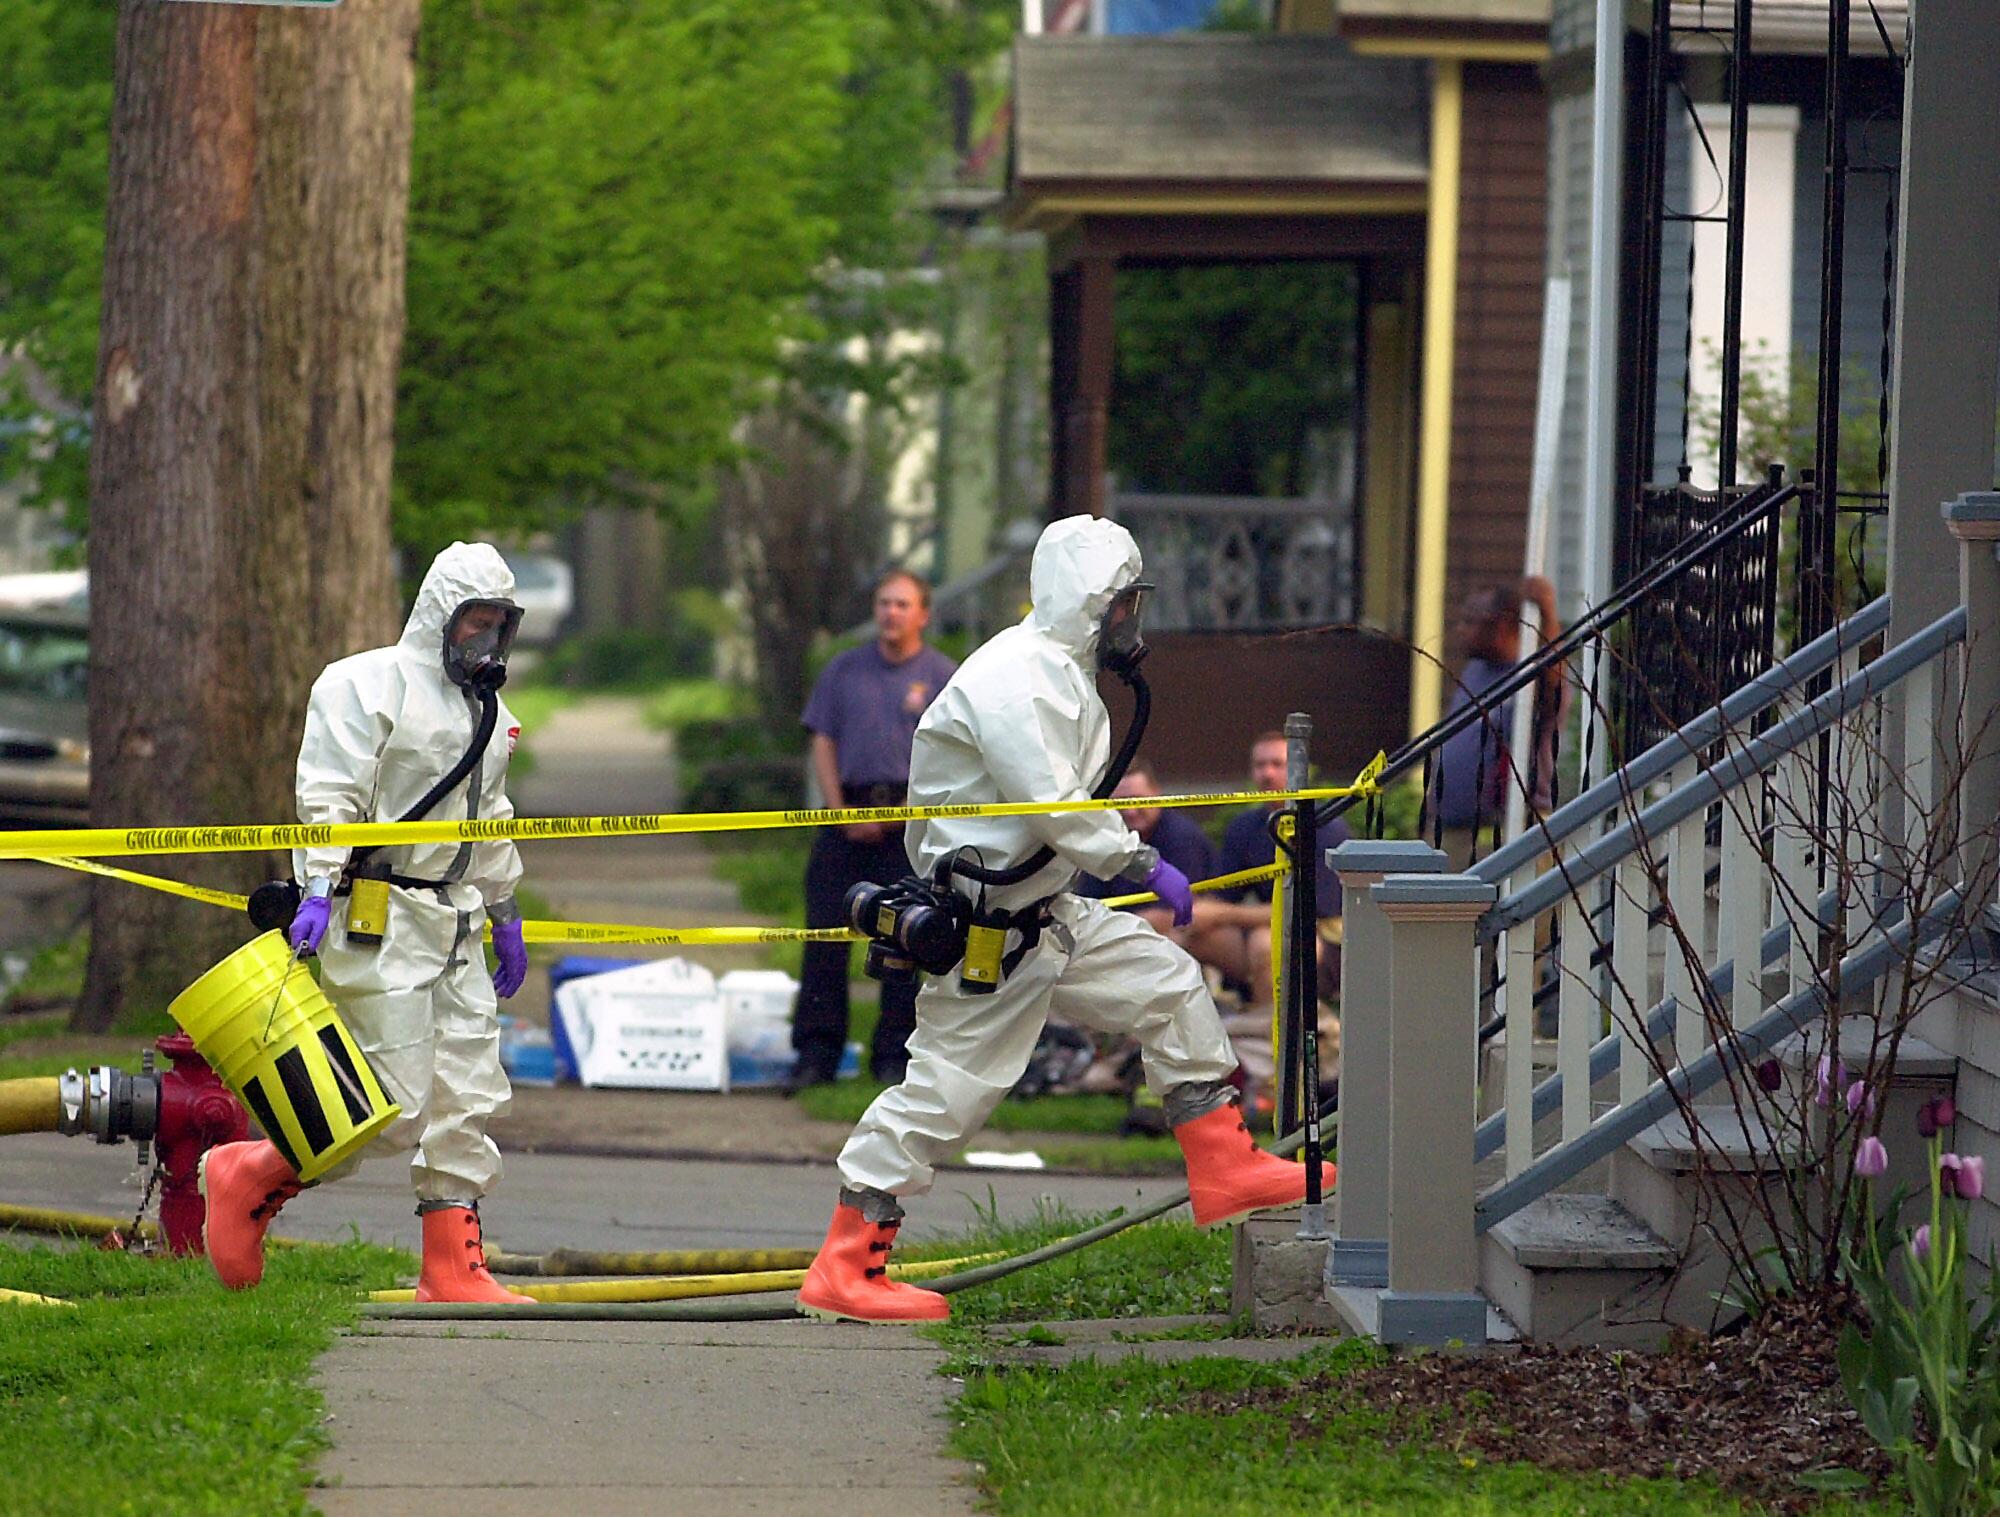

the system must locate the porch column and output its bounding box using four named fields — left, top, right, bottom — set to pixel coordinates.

left=1051, top=255, right=1116, bottom=518
left=1884, top=1, right=2000, bottom=893
left=1376, top=871, right=1493, bottom=1346
left=1410, top=58, right=1464, bottom=736
left=1325, top=840, right=1447, bottom=1290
